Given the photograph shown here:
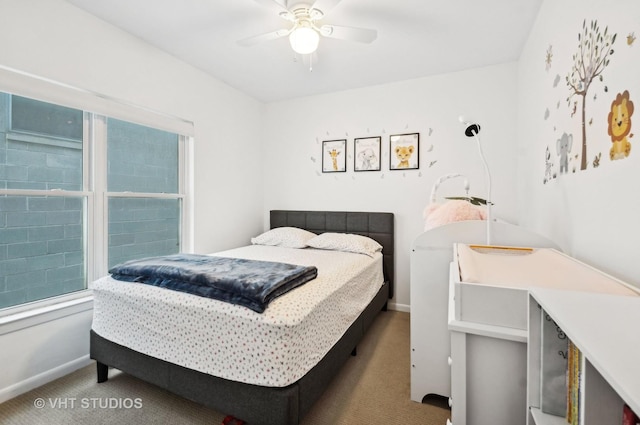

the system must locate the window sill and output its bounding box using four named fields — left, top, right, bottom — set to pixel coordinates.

left=0, top=293, right=93, bottom=336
